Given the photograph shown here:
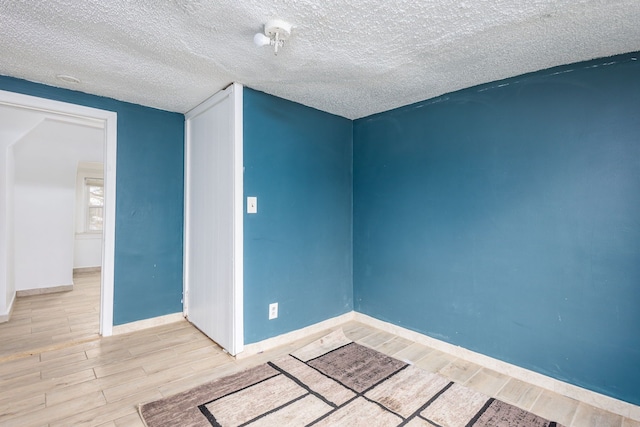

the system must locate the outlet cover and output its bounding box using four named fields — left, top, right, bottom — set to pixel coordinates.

left=269, top=302, right=278, bottom=320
